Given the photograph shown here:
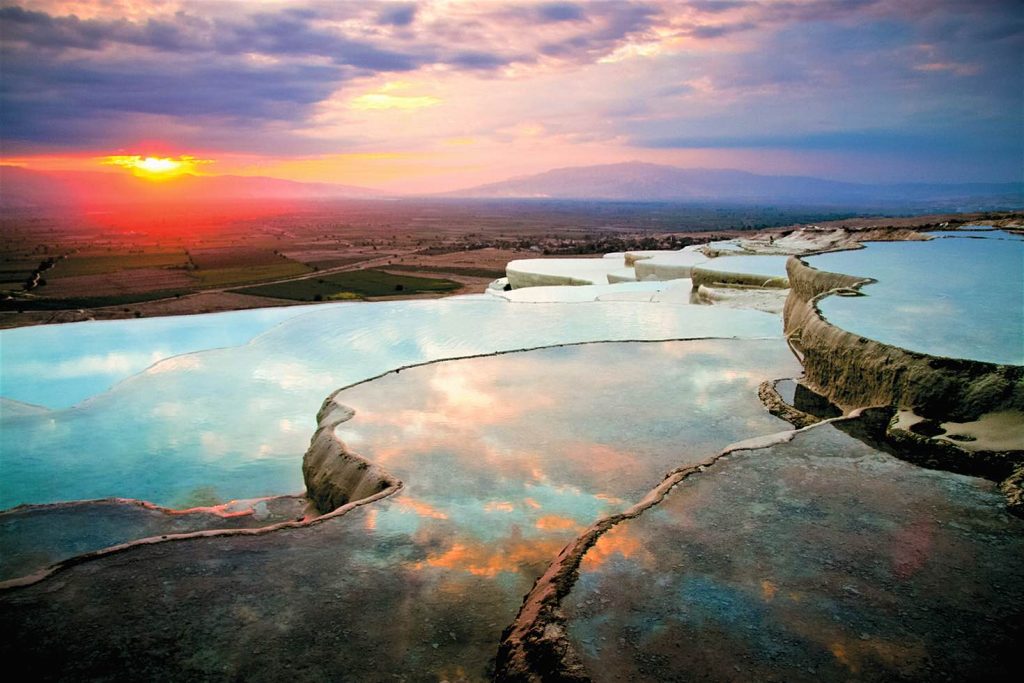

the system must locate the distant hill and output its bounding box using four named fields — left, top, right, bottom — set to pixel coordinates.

left=445, top=162, right=1023, bottom=208
left=0, top=166, right=384, bottom=208
left=5, top=162, right=1019, bottom=210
